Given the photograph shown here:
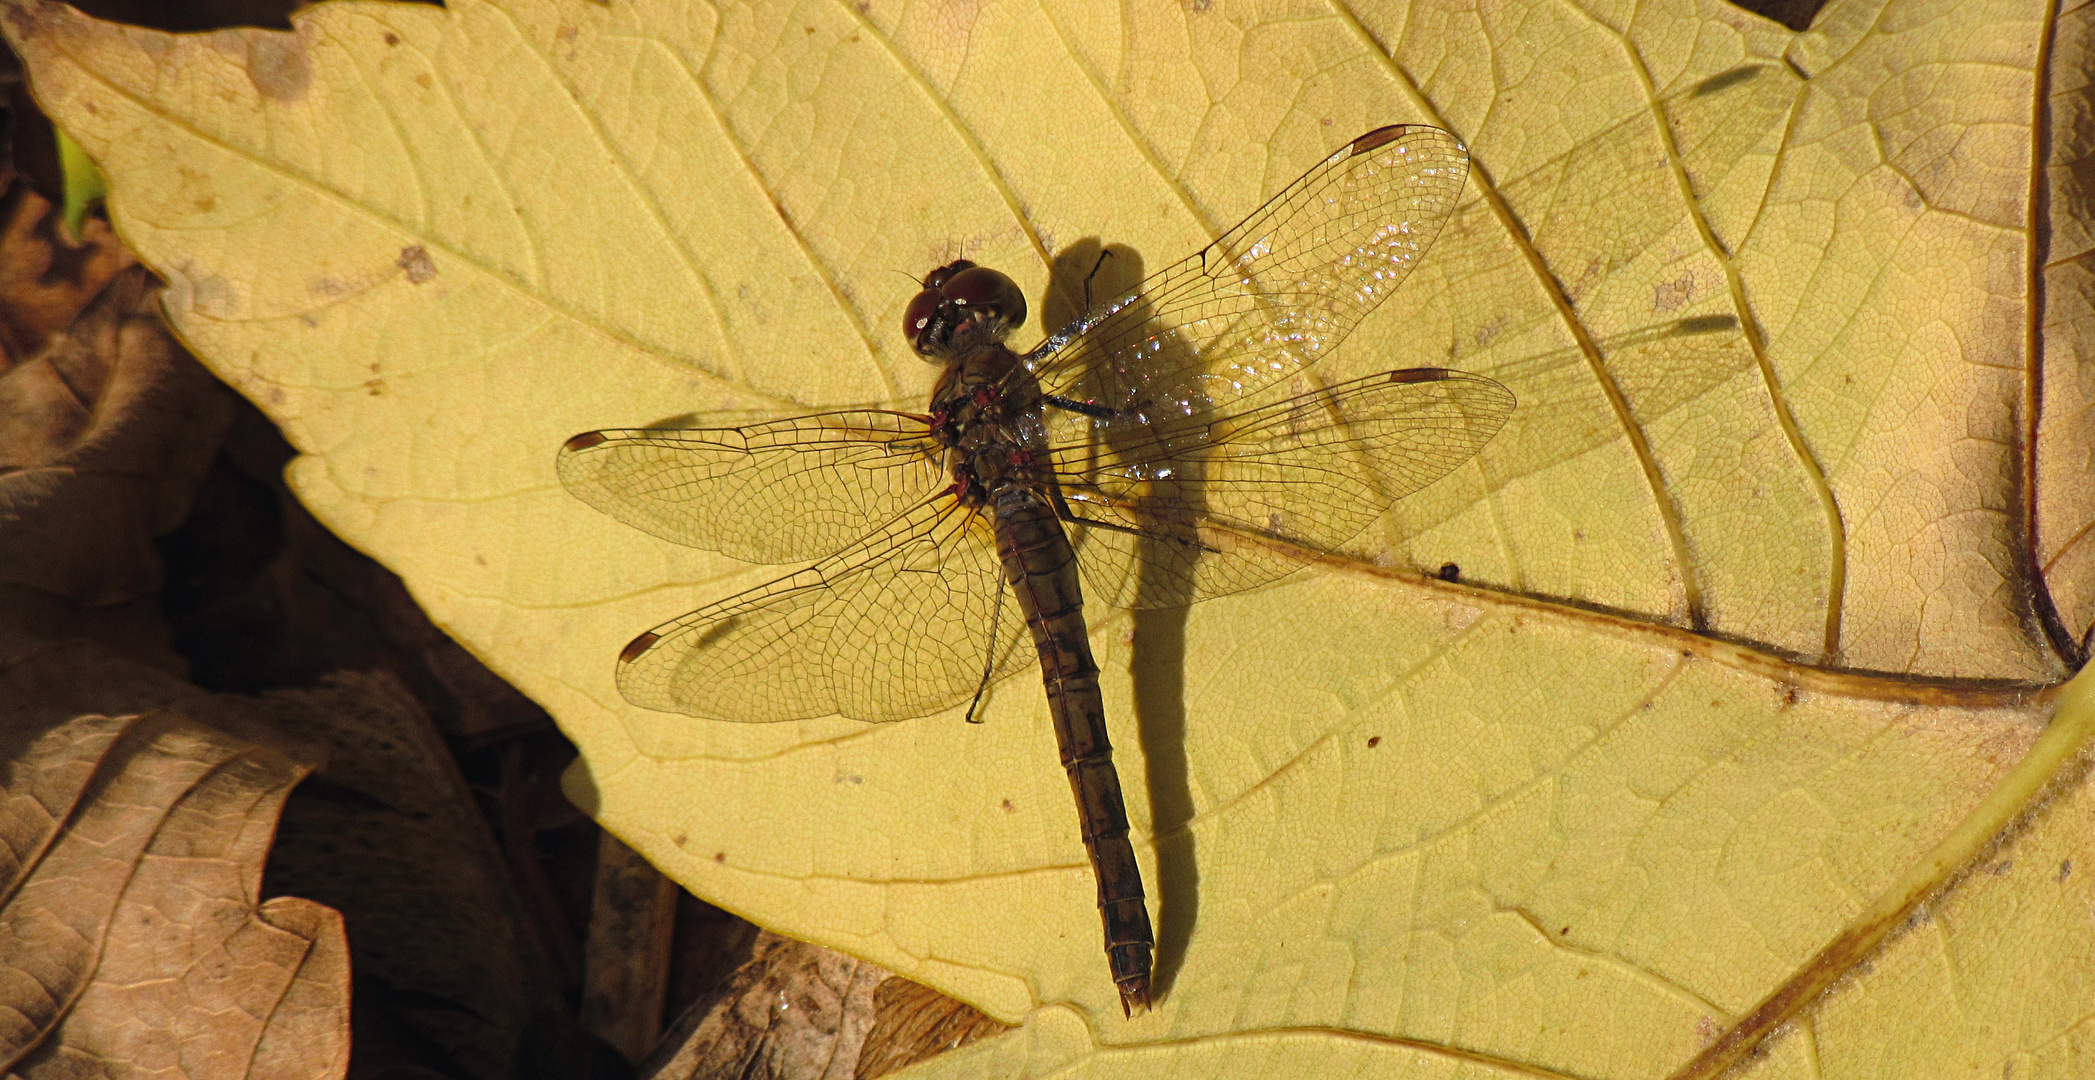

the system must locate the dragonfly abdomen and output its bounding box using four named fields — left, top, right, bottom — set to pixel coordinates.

left=992, top=486, right=1155, bottom=1015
